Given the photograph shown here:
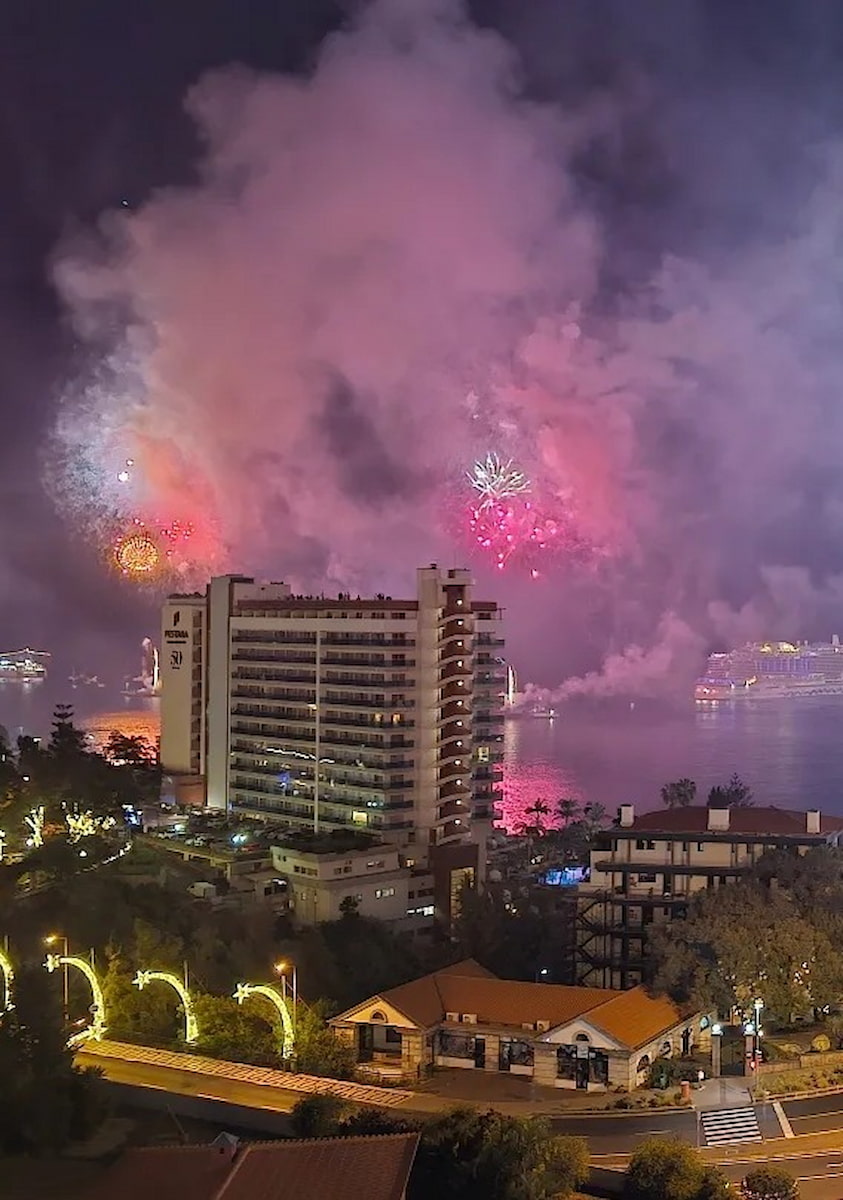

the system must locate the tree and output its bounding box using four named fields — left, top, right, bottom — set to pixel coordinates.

left=524, top=799, right=550, bottom=833
left=339, top=895, right=360, bottom=919
left=409, top=1107, right=588, bottom=1200
left=557, top=797, right=580, bottom=825
left=104, top=732, right=155, bottom=768
left=581, top=801, right=609, bottom=838
left=707, top=774, right=753, bottom=808
left=0, top=964, right=105, bottom=1154
left=647, top=882, right=843, bottom=1022
left=624, top=1138, right=713, bottom=1200
left=290, top=1094, right=349, bottom=1137
left=49, top=704, right=89, bottom=763
left=697, top=1167, right=732, bottom=1200
left=661, top=779, right=697, bottom=809
left=294, top=999, right=358, bottom=1079
left=740, top=1167, right=799, bottom=1200
left=192, top=994, right=278, bottom=1065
